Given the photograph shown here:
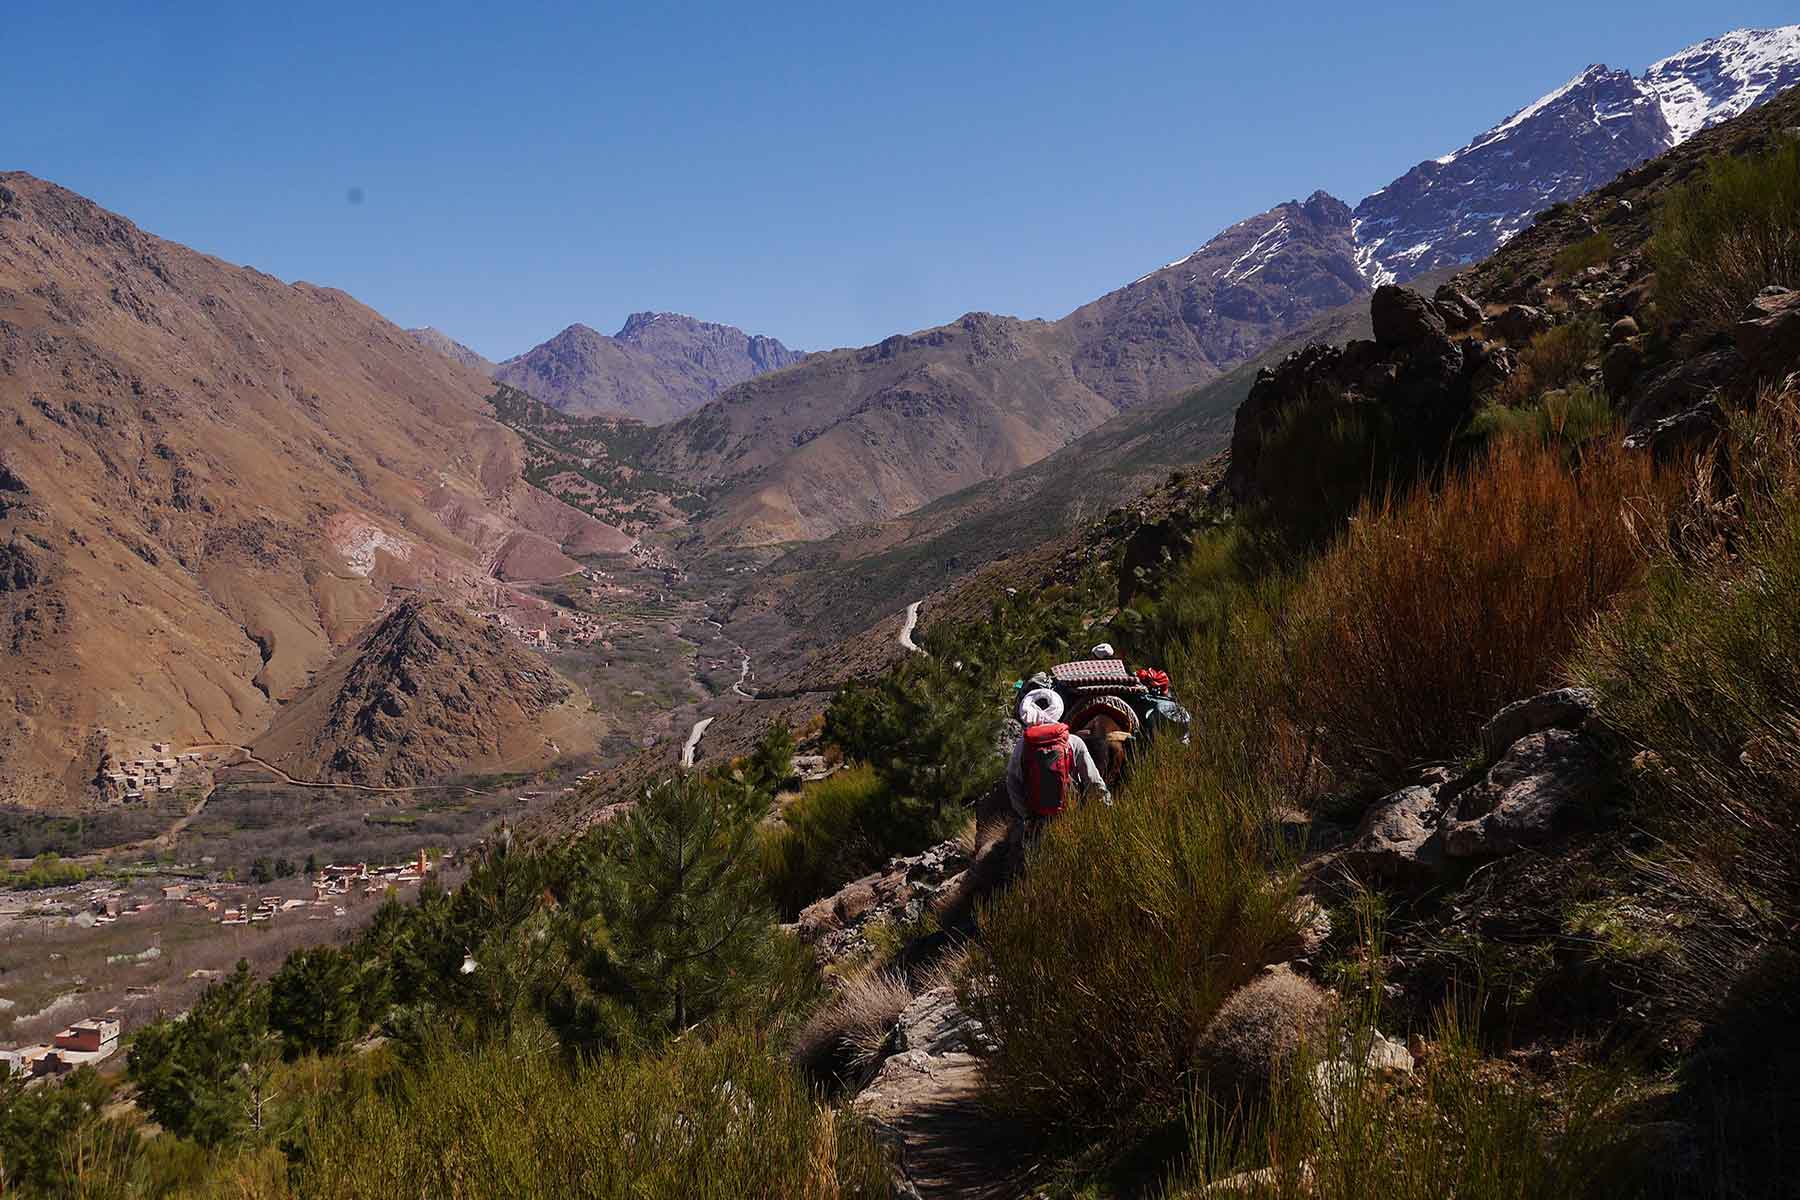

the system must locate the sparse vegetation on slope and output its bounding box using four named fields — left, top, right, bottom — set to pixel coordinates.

left=1651, top=136, right=1800, bottom=340
left=287, top=1031, right=890, bottom=1200
left=970, top=734, right=1297, bottom=1133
